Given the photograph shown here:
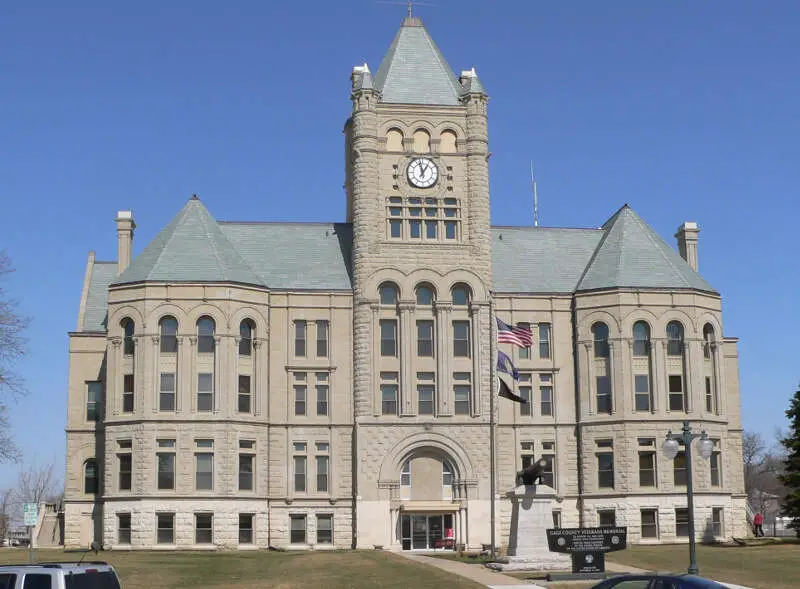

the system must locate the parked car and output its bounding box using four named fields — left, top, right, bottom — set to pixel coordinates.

left=0, top=562, right=122, bottom=589
left=590, top=574, right=732, bottom=589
